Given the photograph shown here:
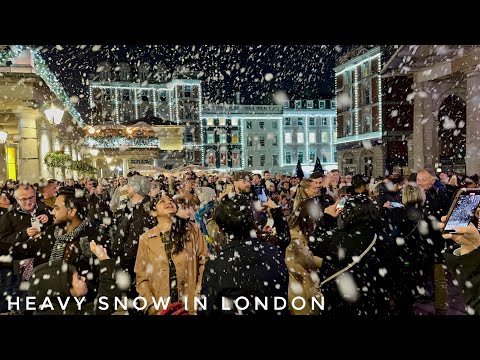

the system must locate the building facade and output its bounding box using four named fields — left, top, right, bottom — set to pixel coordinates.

left=90, top=62, right=338, bottom=175
left=0, top=46, right=86, bottom=183
left=334, top=46, right=413, bottom=178
left=382, top=45, right=480, bottom=176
